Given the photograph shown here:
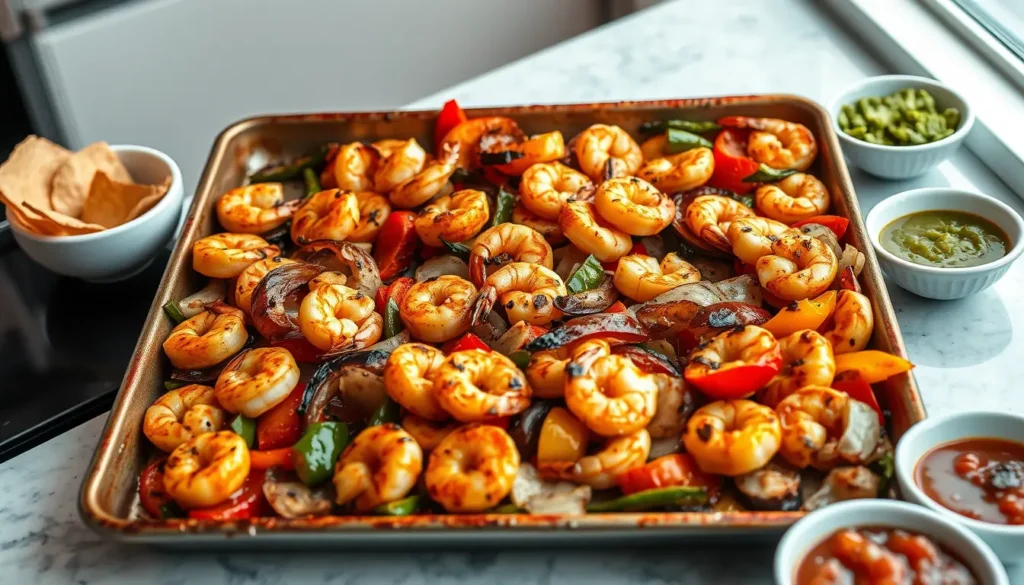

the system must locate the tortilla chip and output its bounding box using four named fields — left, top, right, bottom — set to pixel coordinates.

left=22, top=201, right=105, bottom=235
left=81, top=172, right=169, bottom=228
left=0, top=135, right=71, bottom=214
left=125, top=177, right=171, bottom=222
left=3, top=199, right=62, bottom=235
left=50, top=141, right=131, bottom=218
